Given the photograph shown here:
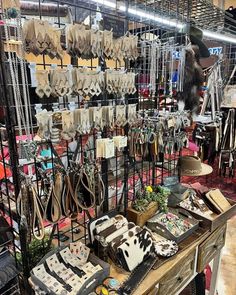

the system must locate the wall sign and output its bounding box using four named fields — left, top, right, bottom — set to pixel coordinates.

left=103, top=16, right=125, bottom=38
left=208, top=47, right=223, bottom=55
